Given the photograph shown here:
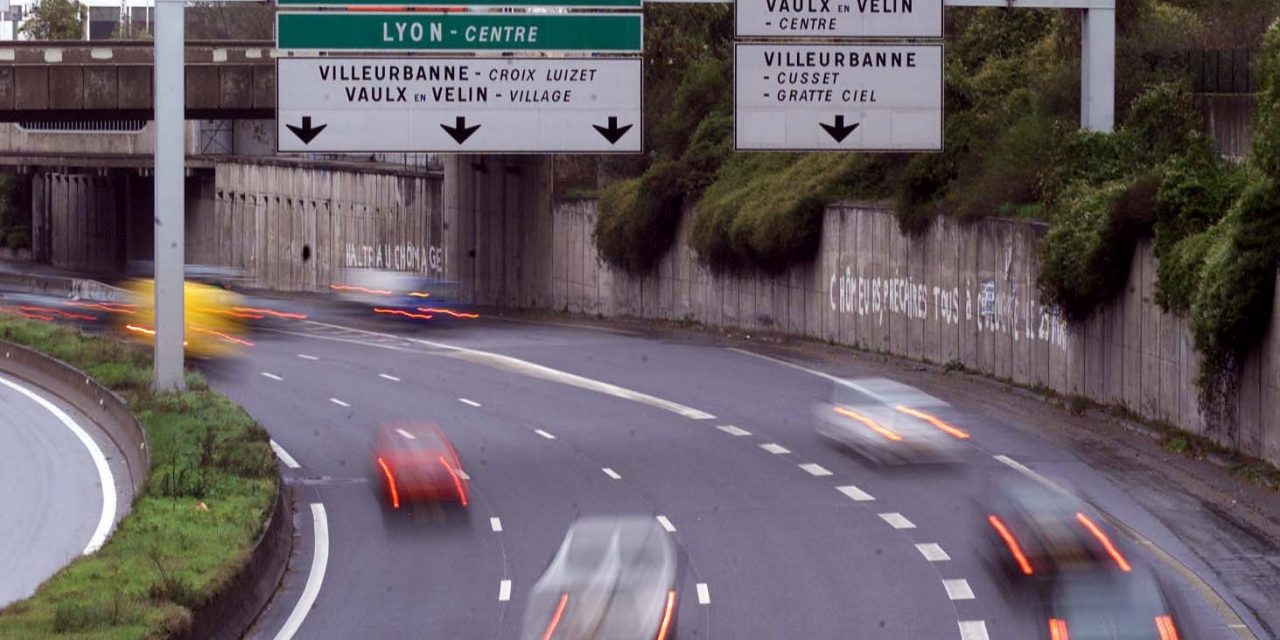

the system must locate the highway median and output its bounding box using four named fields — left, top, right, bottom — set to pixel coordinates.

left=0, top=316, right=285, bottom=640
